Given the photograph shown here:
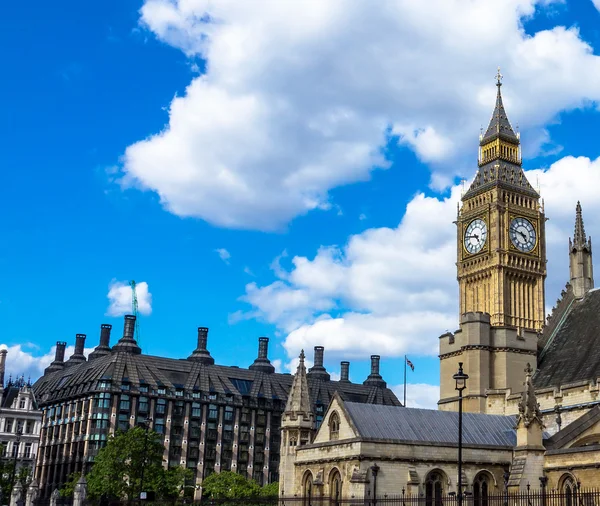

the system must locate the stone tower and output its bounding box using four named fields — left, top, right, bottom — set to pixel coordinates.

left=456, top=70, right=546, bottom=331
left=569, top=202, right=594, bottom=299
left=279, top=350, right=315, bottom=496
left=439, top=72, right=543, bottom=413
